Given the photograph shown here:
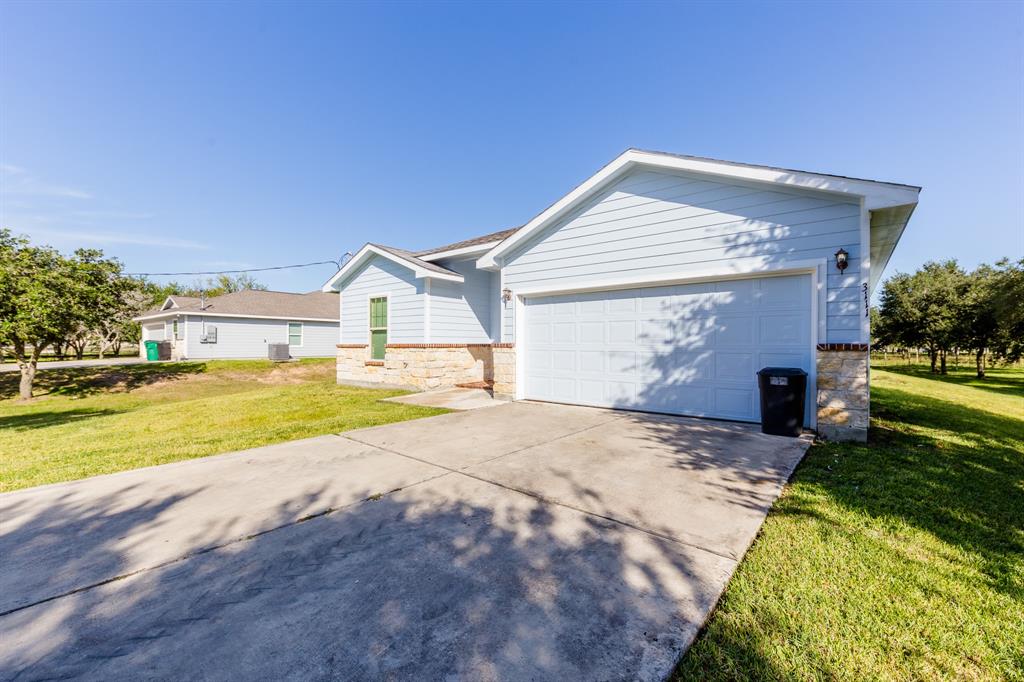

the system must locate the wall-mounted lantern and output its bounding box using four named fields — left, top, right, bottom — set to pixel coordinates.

left=834, top=248, right=849, bottom=272
left=501, top=287, right=512, bottom=304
